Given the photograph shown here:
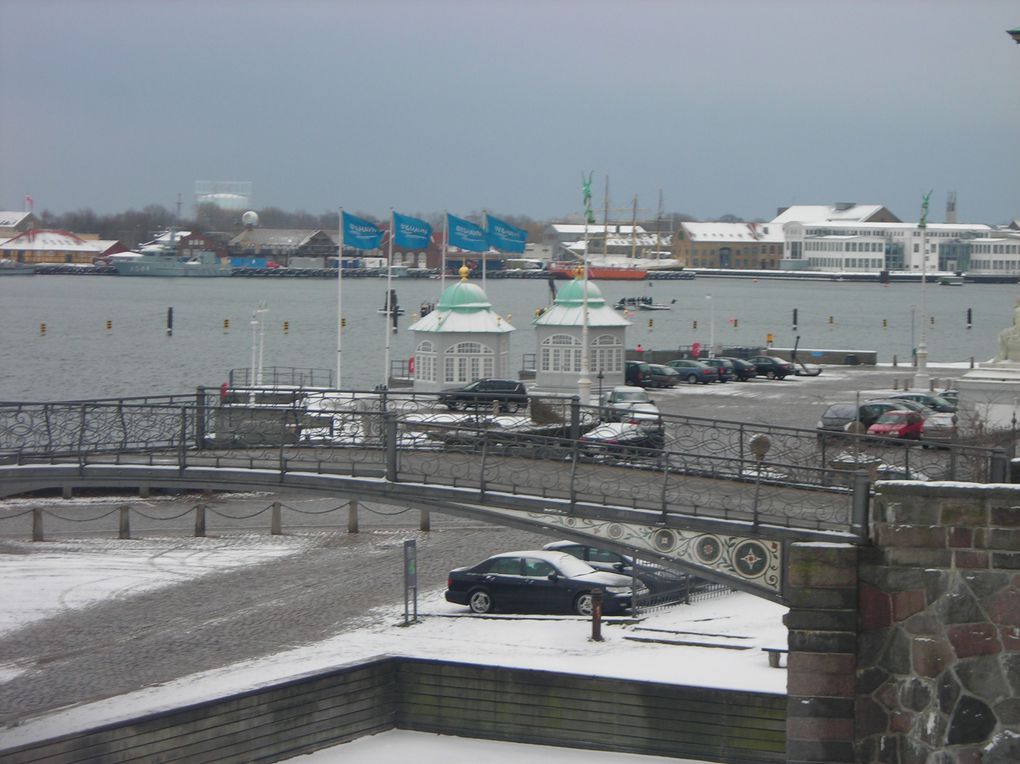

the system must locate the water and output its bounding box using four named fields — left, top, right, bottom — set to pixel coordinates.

left=1, top=274, right=1017, bottom=401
